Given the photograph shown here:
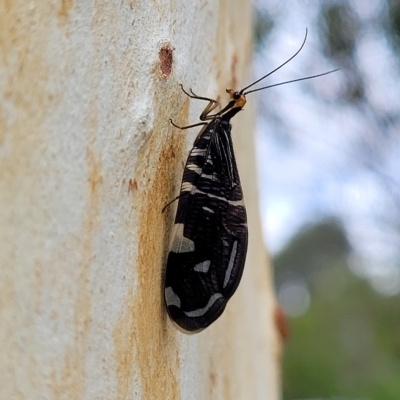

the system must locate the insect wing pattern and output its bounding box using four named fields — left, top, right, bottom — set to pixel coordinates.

left=164, top=117, right=248, bottom=333
left=163, top=30, right=337, bottom=333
